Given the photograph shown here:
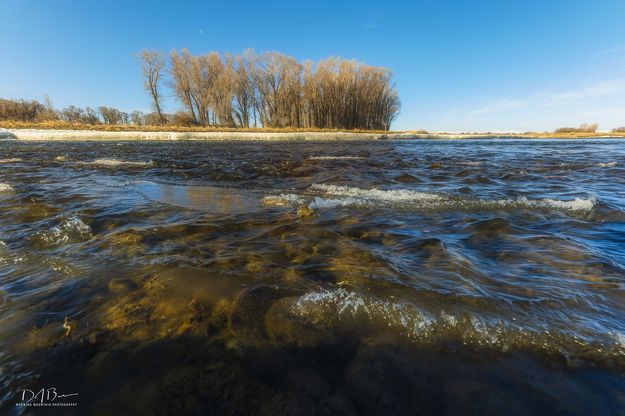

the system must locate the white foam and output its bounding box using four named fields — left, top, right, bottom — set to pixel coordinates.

left=288, top=288, right=625, bottom=361
left=265, top=184, right=596, bottom=214
left=0, top=158, right=22, bottom=163
left=0, top=241, right=7, bottom=264
left=459, top=161, right=483, bottom=166
left=597, top=161, right=617, bottom=168
left=78, top=158, right=154, bottom=167
left=291, top=288, right=435, bottom=338
left=310, top=184, right=442, bottom=202
left=507, top=196, right=596, bottom=212
left=308, top=156, right=364, bottom=160
left=35, top=216, right=93, bottom=246
left=0, top=183, right=14, bottom=192
left=263, top=194, right=306, bottom=206
left=309, top=196, right=367, bottom=209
